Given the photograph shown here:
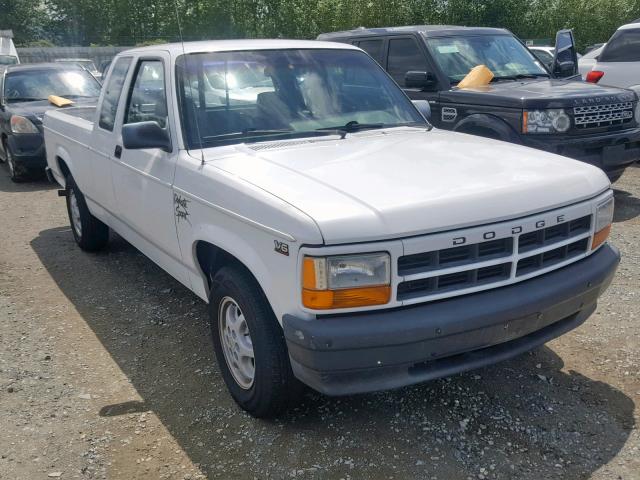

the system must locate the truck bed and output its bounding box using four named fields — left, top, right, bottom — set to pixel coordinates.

left=43, top=106, right=97, bottom=188
left=59, top=105, right=97, bottom=122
